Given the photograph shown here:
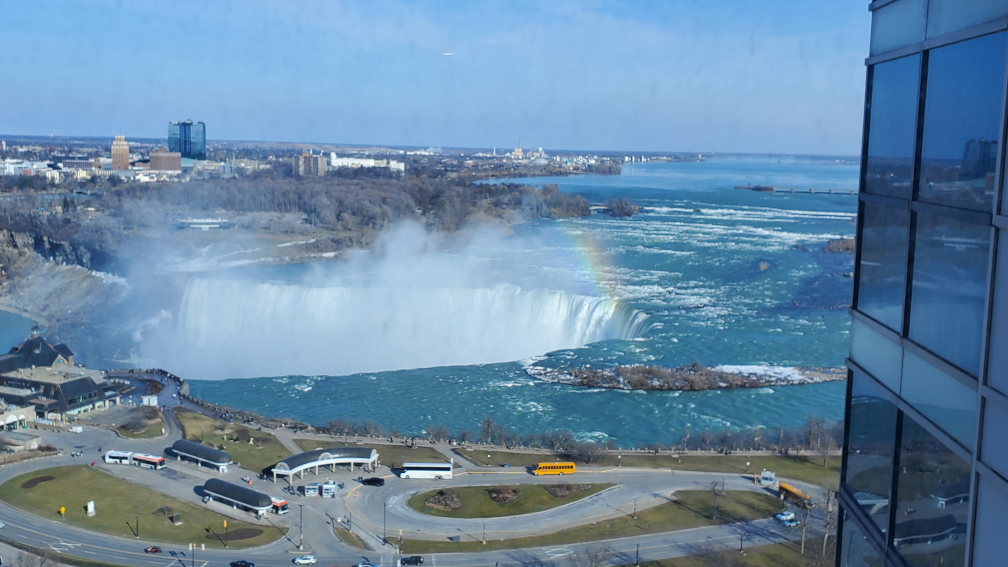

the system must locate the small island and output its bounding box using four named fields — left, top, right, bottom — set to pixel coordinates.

left=525, top=361, right=844, bottom=391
